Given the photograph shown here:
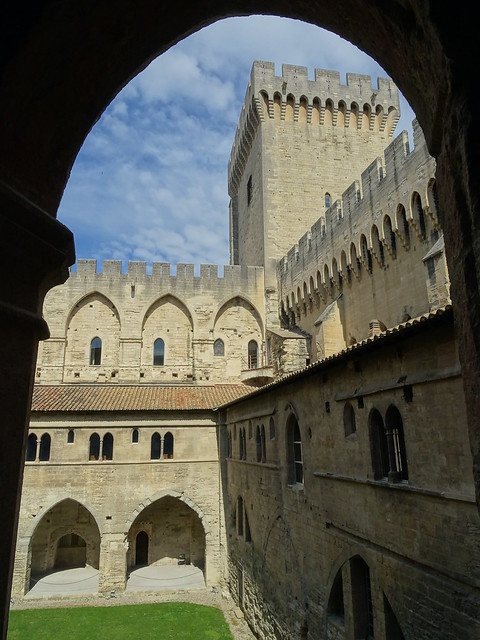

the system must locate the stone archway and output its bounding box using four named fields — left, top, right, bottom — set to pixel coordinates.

left=26, top=498, right=101, bottom=596
left=1, top=4, right=480, bottom=638
left=126, top=495, right=206, bottom=592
